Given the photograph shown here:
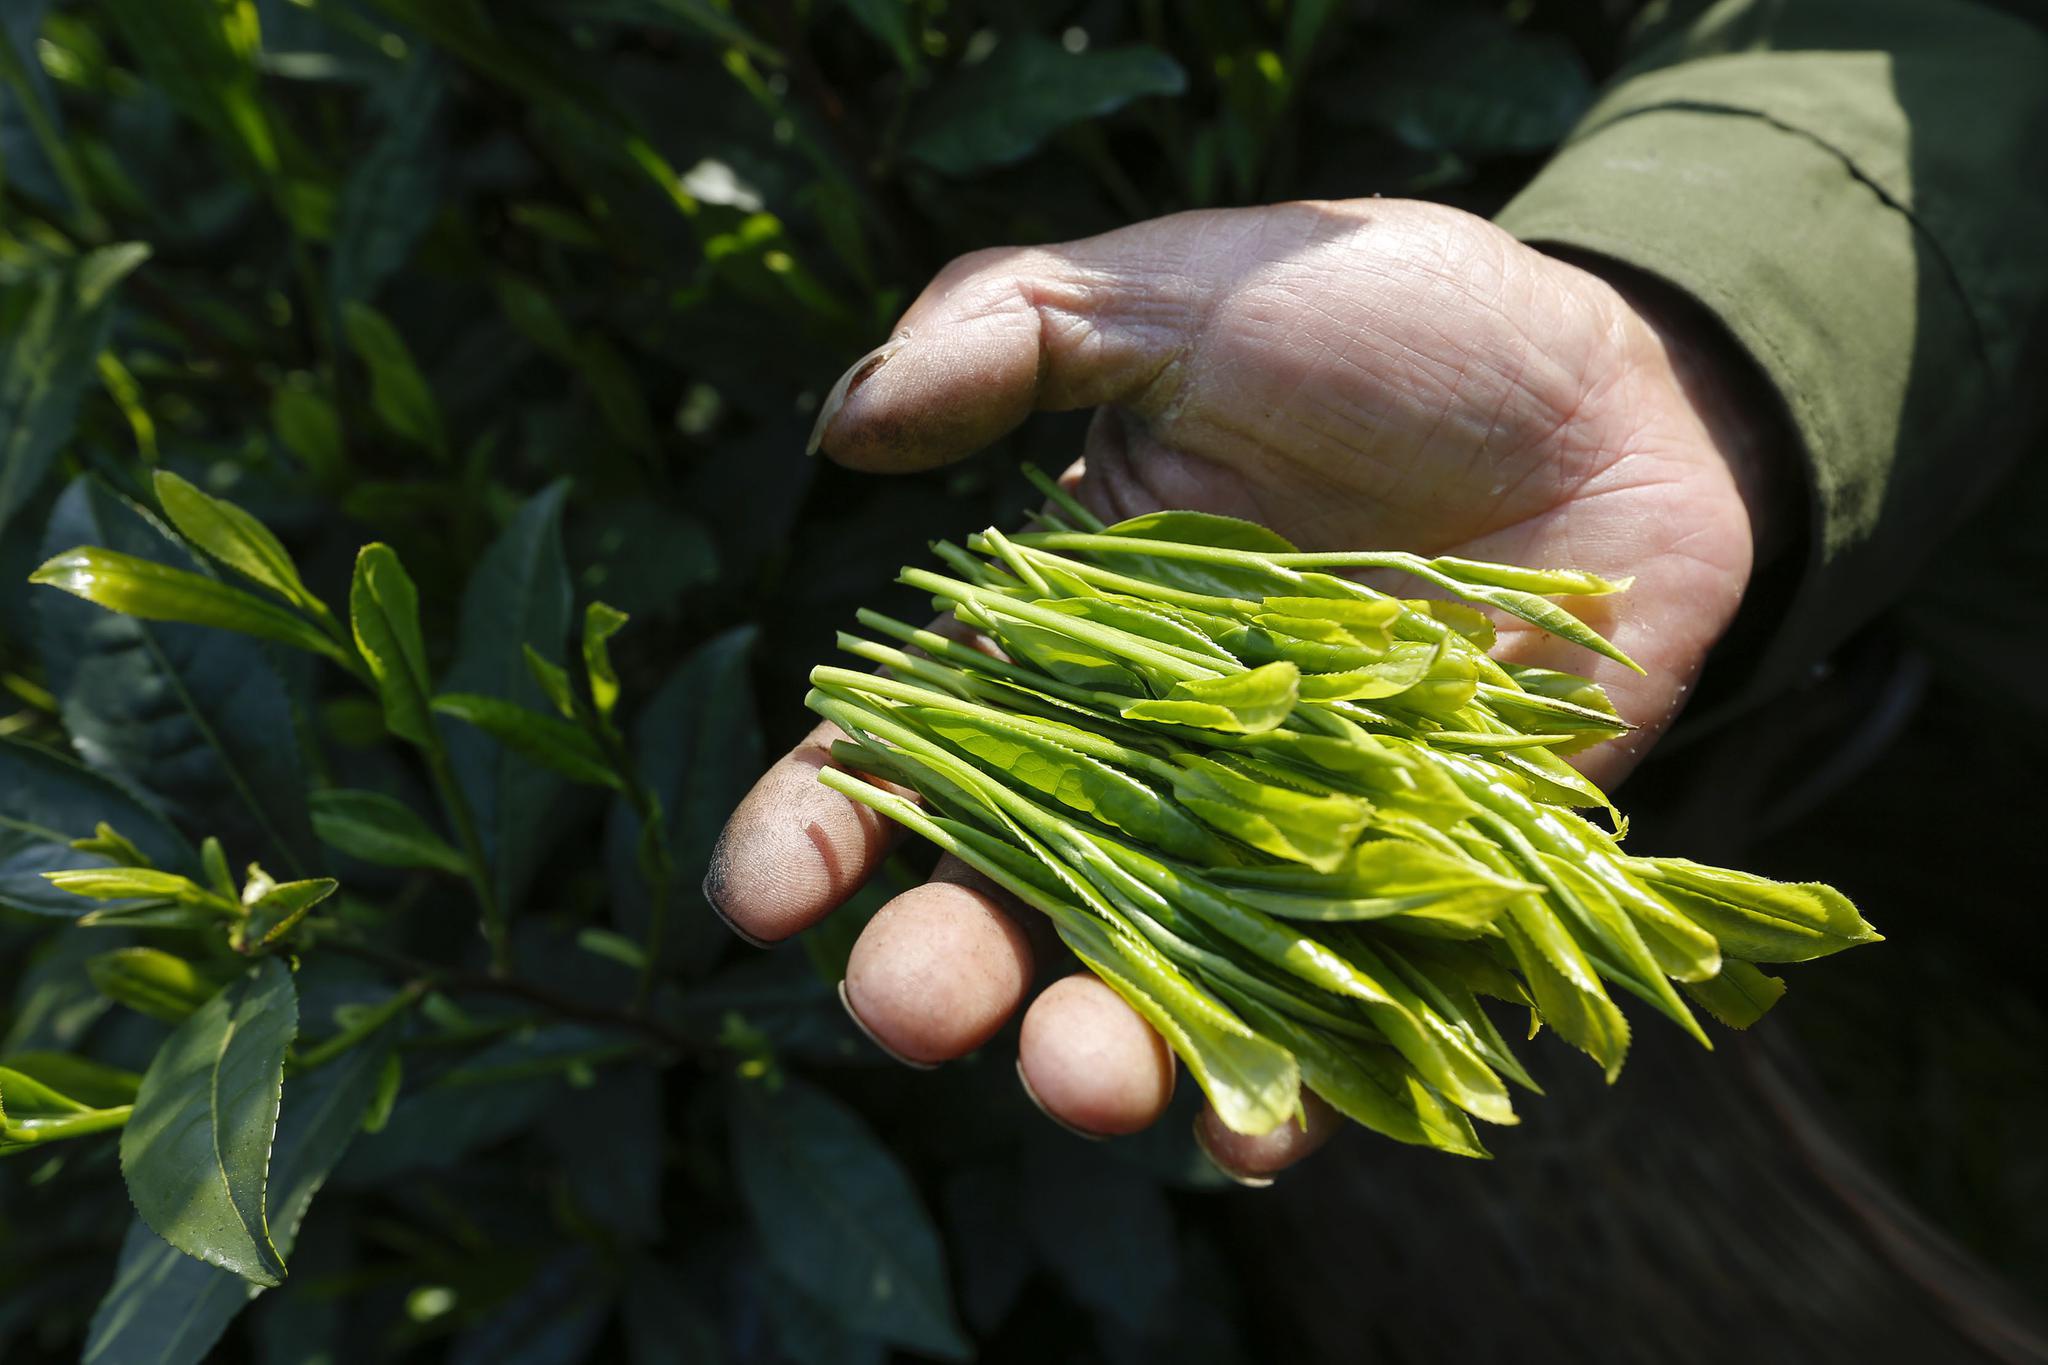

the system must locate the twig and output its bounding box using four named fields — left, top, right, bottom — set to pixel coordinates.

left=323, top=937, right=710, bottom=1061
